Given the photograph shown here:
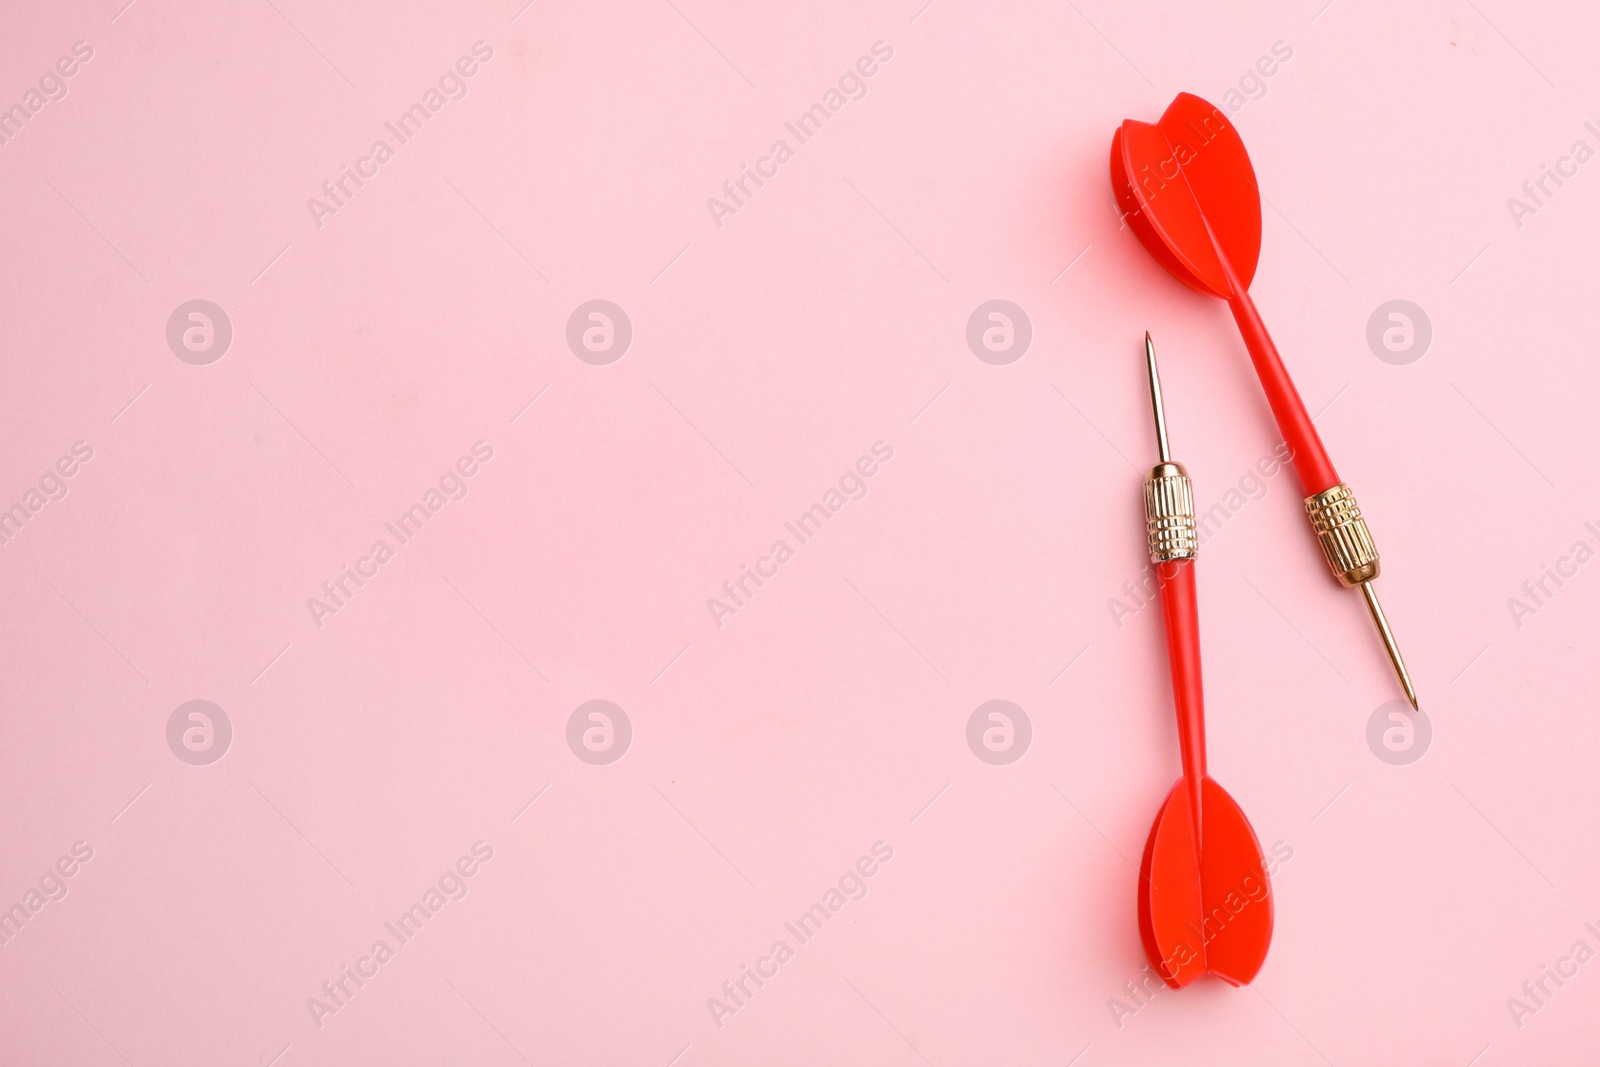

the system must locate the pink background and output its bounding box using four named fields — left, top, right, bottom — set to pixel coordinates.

left=3, top=0, right=1598, bottom=1063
